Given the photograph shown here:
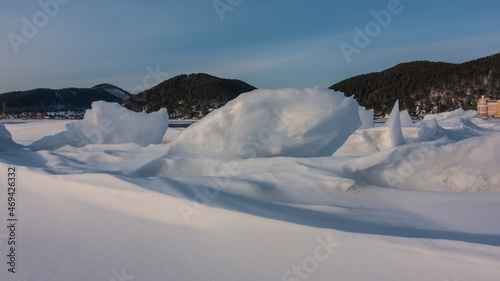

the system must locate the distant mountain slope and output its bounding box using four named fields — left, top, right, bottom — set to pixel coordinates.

left=91, top=83, right=132, bottom=100
left=0, top=84, right=132, bottom=114
left=122, top=73, right=257, bottom=119
left=330, top=53, right=500, bottom=116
